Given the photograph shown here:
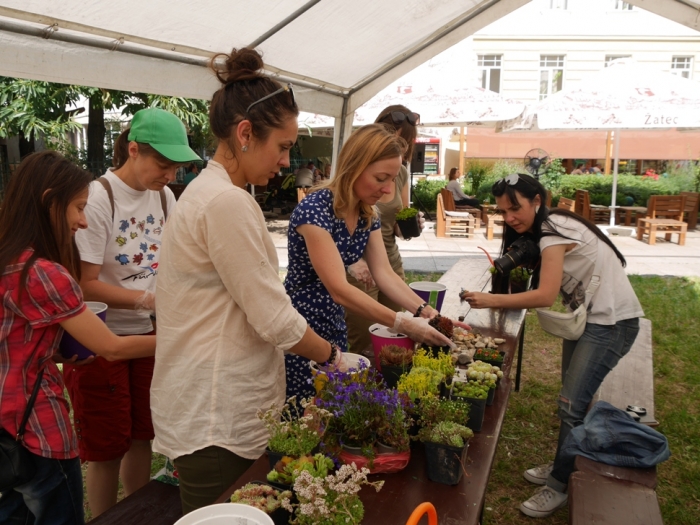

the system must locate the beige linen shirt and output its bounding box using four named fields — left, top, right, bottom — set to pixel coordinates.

left=151, top=161, right=307, bottom=460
